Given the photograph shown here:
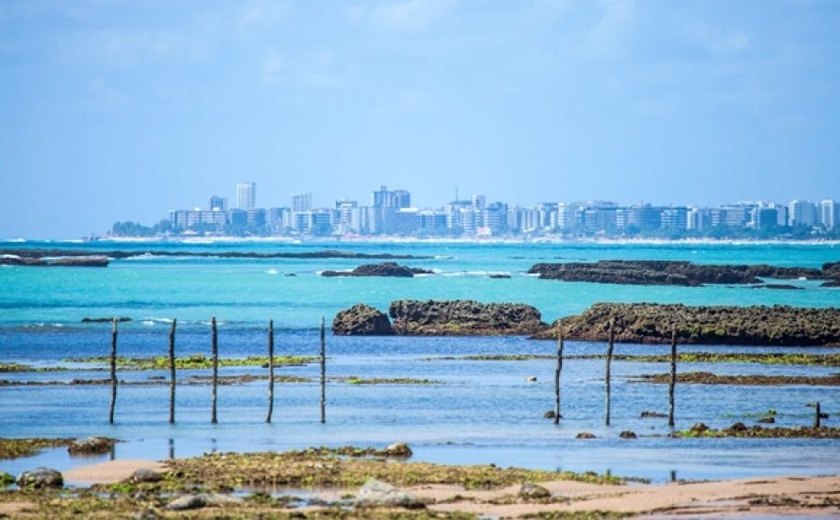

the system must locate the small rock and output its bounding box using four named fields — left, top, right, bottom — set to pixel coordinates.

left=382, top=442, right=413, bottom=458
left=0, top=471, right=15, bottom=486
left=730, top=422, right=748, bottom=432
left=757, top=416, right=776, bottom=424
left=204, top=493, right=243, bottom=506
left=68, top=436, right=115, bottom=455
left=576, top=432, right=596, bottom=439
left=543, top=410, right=556, bottom=419
left=640, top=410, right=667, bottom=418
left=166, top=494, right=206, bottom=511
left=355, top=478, right=424, bottom=509
left=17, top=467, right=63, bottom=489
left=133, top=508, right=161, bottom=520
left=526, top=376, right=537, bottom=382
left=129, top=468, right=164, bottom=483
left=518, top=482, right=551, bottom=500
left=619, top=431, right=637, bottom=439
left=690, top=422, right=709, bottom=434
